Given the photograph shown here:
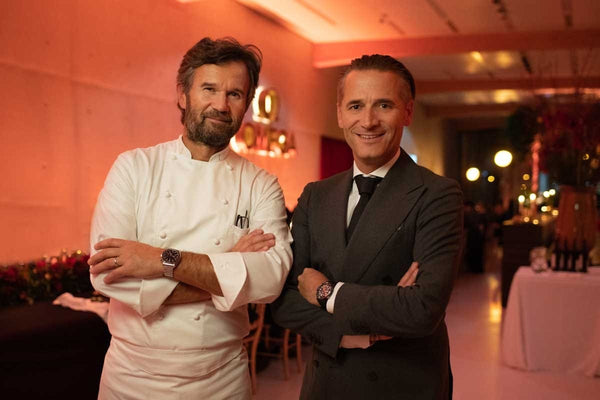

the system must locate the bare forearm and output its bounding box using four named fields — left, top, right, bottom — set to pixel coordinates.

left=173, top=252, right=223, bottom=296
left=164, top=283, right=211, bottom=305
